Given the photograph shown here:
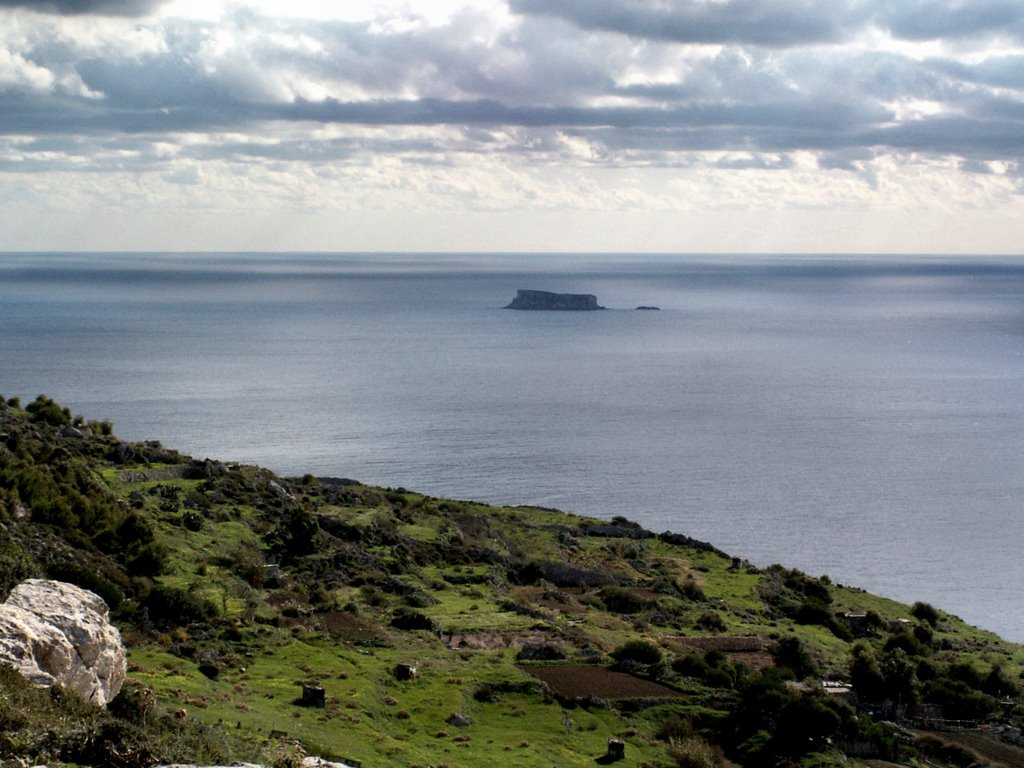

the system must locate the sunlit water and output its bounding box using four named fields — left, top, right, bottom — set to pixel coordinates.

left=2, top=252, right=1023, bottom=641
